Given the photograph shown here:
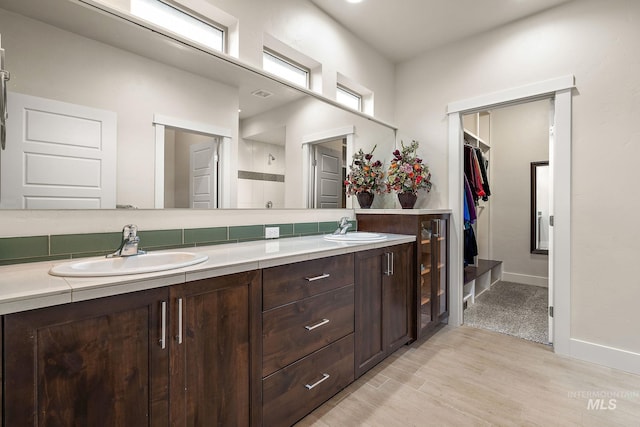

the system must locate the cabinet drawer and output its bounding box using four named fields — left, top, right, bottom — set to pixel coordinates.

left=263, top=254, right=354, bottom=310
left=263, top=334, right=354, bottom=427
left=263, top=285, right=354, bottom=377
